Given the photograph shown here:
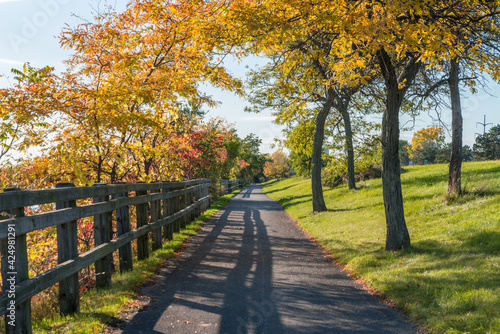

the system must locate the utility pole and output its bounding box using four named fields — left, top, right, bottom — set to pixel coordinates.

left=475, top=114, right=493, bottom=137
